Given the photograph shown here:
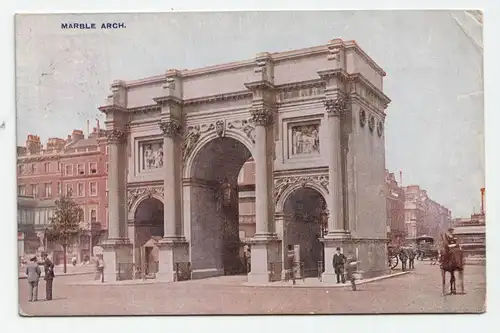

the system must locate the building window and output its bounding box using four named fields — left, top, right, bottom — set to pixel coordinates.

left=44, top=162, right=50, bottom=173
left=18, top=185, right=26, bottom=196
left=57, top=162, right=61, bottom=172
left=106, top=162, right=109, bottom=173
left=31, top=164, right=36, bottom=174
left=89, top=182, right=97, bottom=196
left=57, top=182, right=62, bottom=195
left=31, top=184, right=38, bottom=197
left=105, top=146, right=109, bottom=155
left=66, top=184, right=73, bottom=197
left=77, top=164, right=85, bottom=175
left=44, top=183, right=52, bottom=198
left=90, top=209, right=97, bottom=223
left=89, top=162, right=97, bottom=174
left=77, top=183, right=85, bottom=197
left=18, top=165, right=24, bottom=175
left=65, top=164, right=73, bottom=176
